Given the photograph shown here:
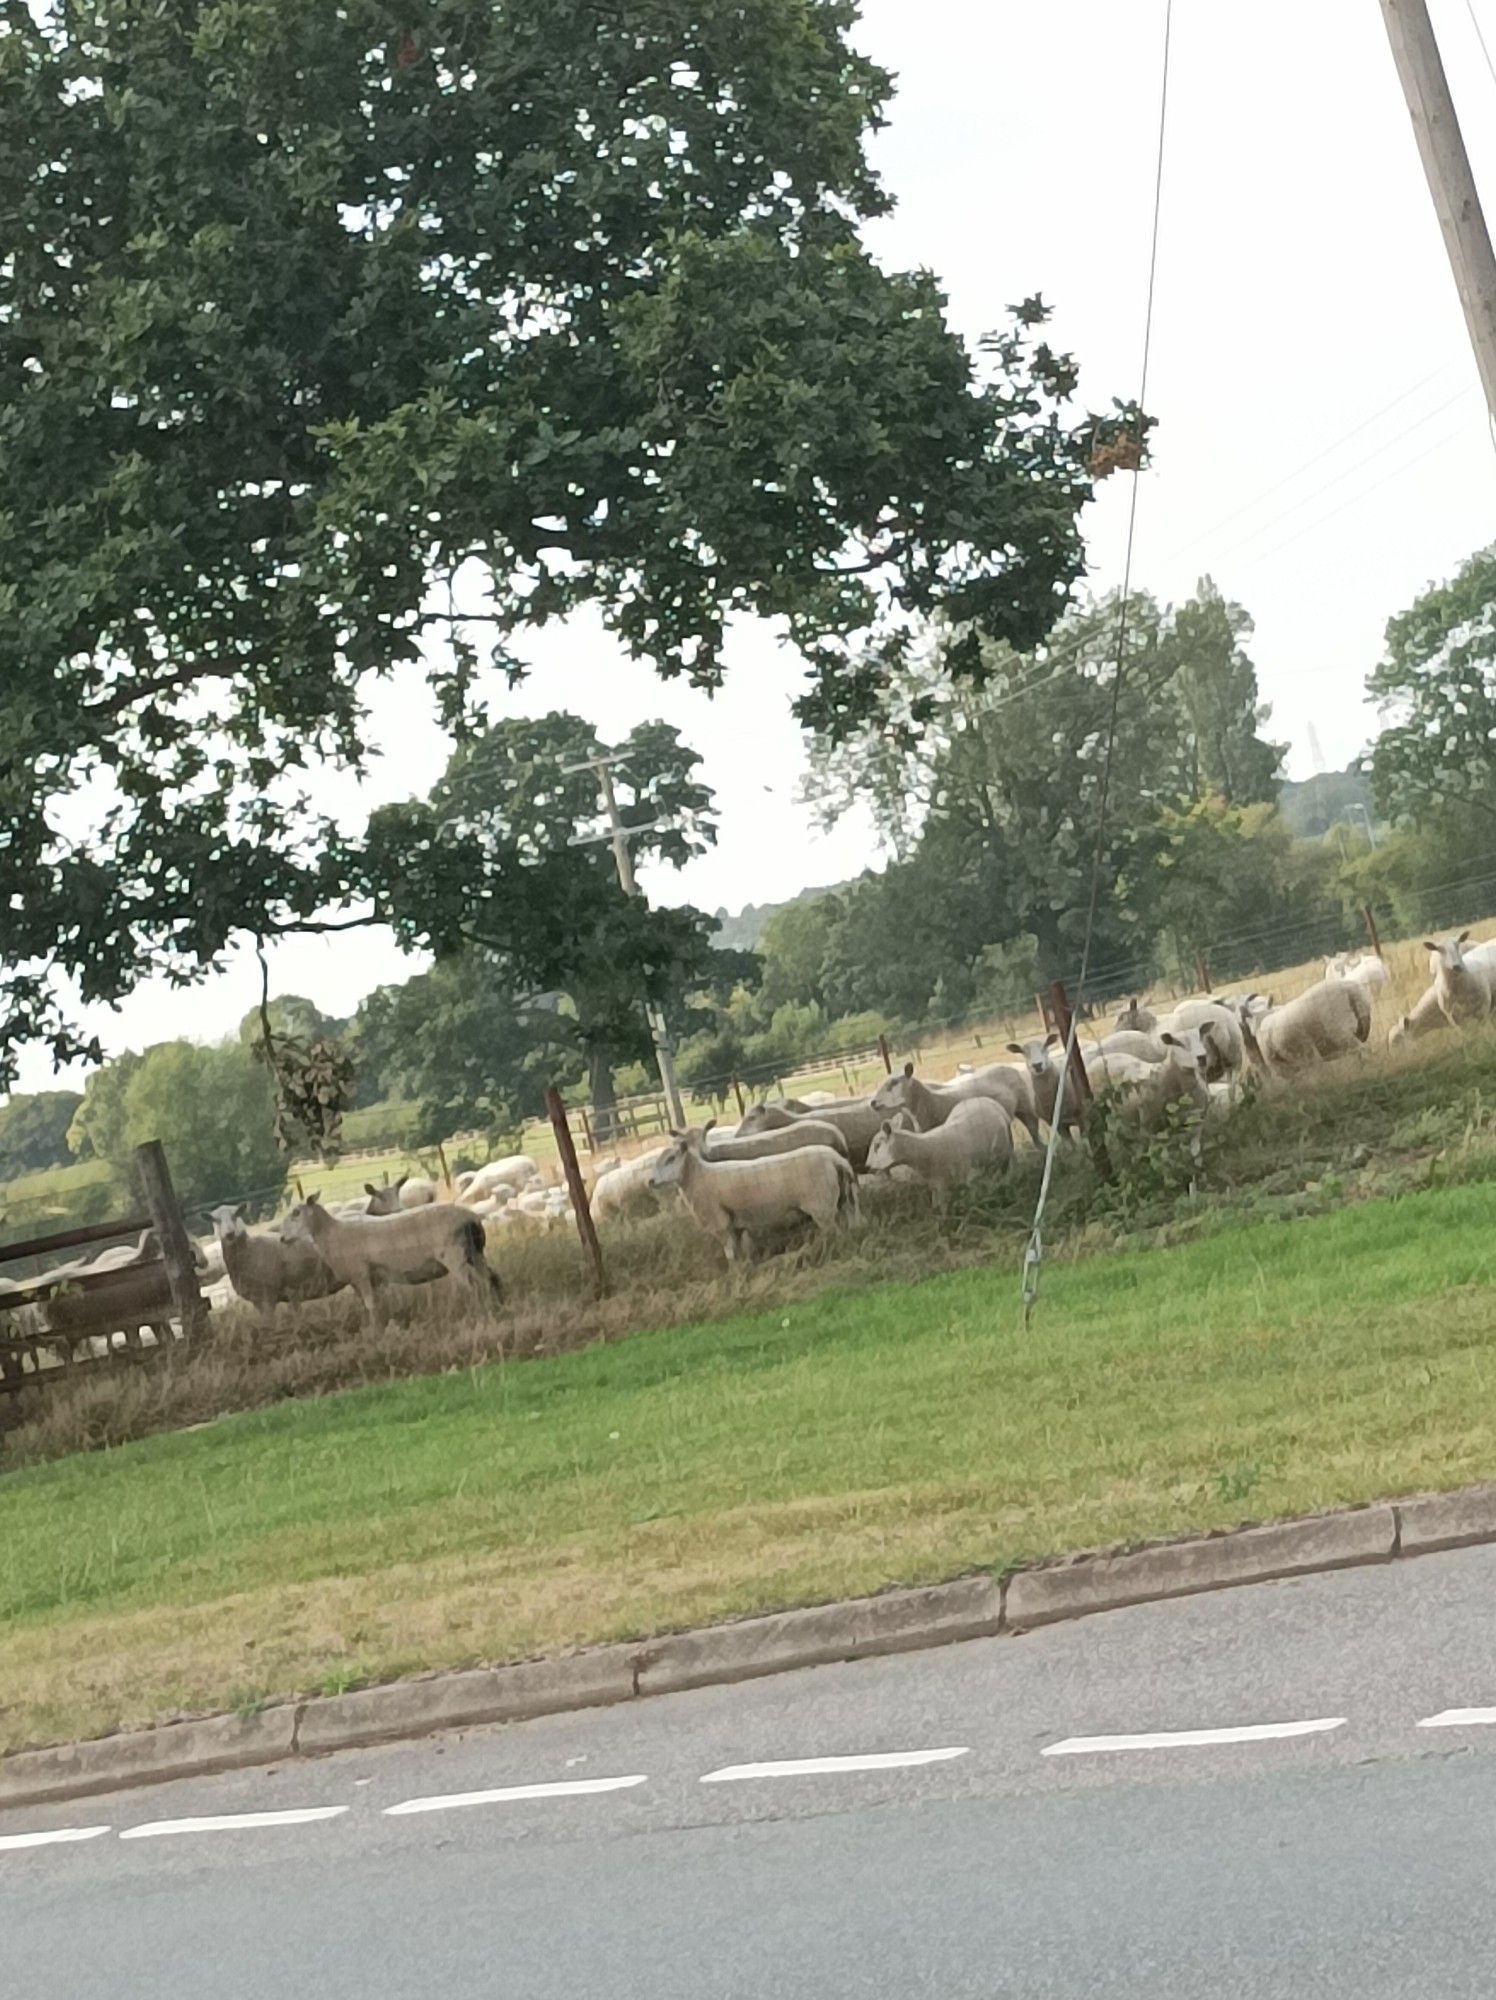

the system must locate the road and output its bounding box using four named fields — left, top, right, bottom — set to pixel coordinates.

left=9, top=1542, right=1496, bottom=1997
